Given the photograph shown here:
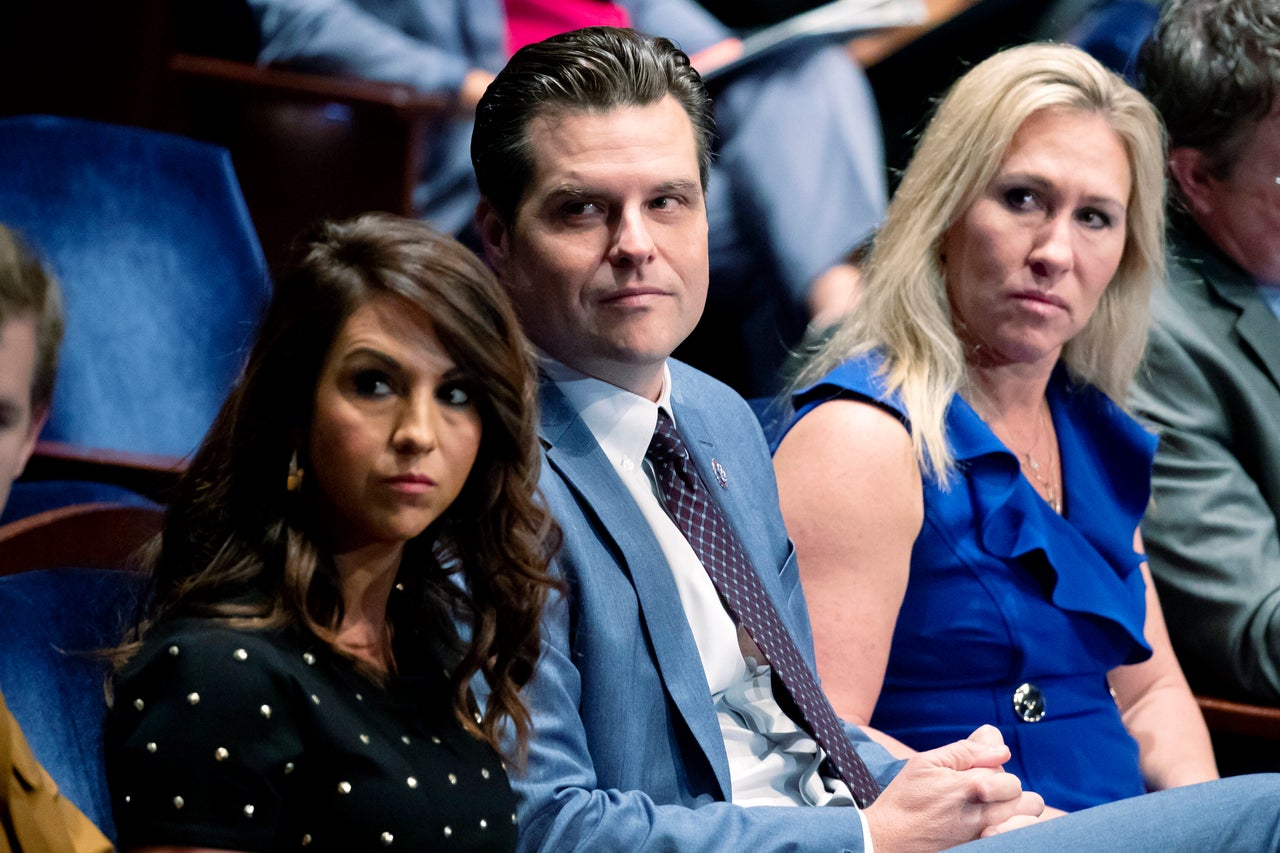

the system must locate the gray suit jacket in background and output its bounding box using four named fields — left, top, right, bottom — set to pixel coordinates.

left=1131, top=221, right=1280, bottom=702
